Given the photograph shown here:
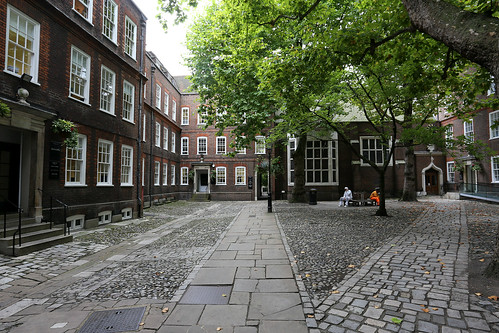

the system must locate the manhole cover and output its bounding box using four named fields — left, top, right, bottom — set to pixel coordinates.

left=180, top=285, right=232, bottom=304
left=78, top=307, right=146, bottom=333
